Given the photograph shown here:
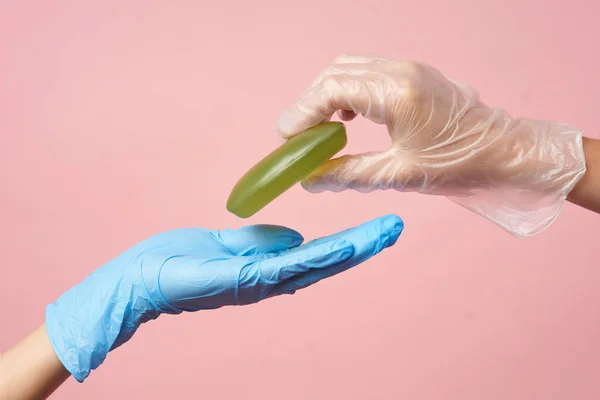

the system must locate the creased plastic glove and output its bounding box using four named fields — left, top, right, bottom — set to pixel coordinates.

left=46, top=215, right=403, bottom=382
left=276, top=54, right=586, bottom=237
